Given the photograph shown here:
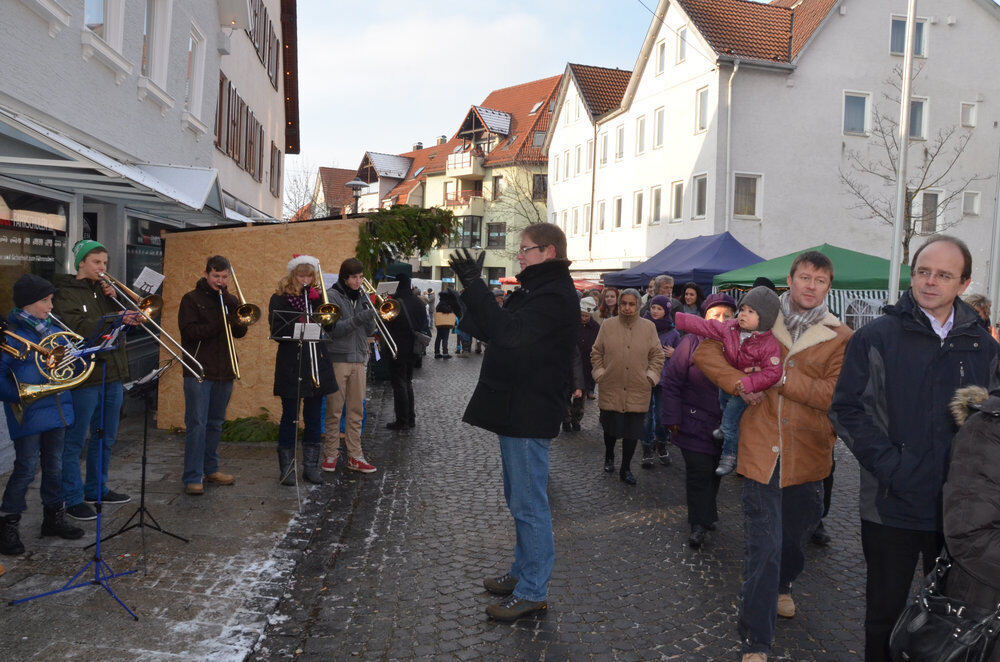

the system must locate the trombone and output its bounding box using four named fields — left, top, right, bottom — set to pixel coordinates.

left=302, top=261, right=341, bottom=387
left=98, top=272, right=206, bottom=381
left=360, top=277, right=399, bottom=359
left=221, top=265, right=261, bottom=380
